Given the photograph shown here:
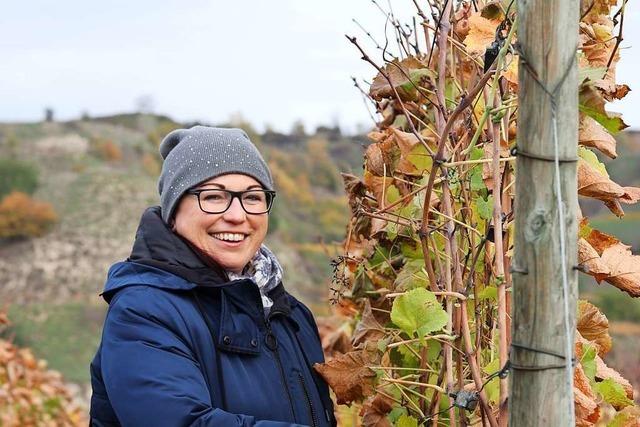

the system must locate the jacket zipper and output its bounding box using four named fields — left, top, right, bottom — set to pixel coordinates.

left=263, top=311, right=297, bottom=422
left=297, top=372, right=319, bottom=427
